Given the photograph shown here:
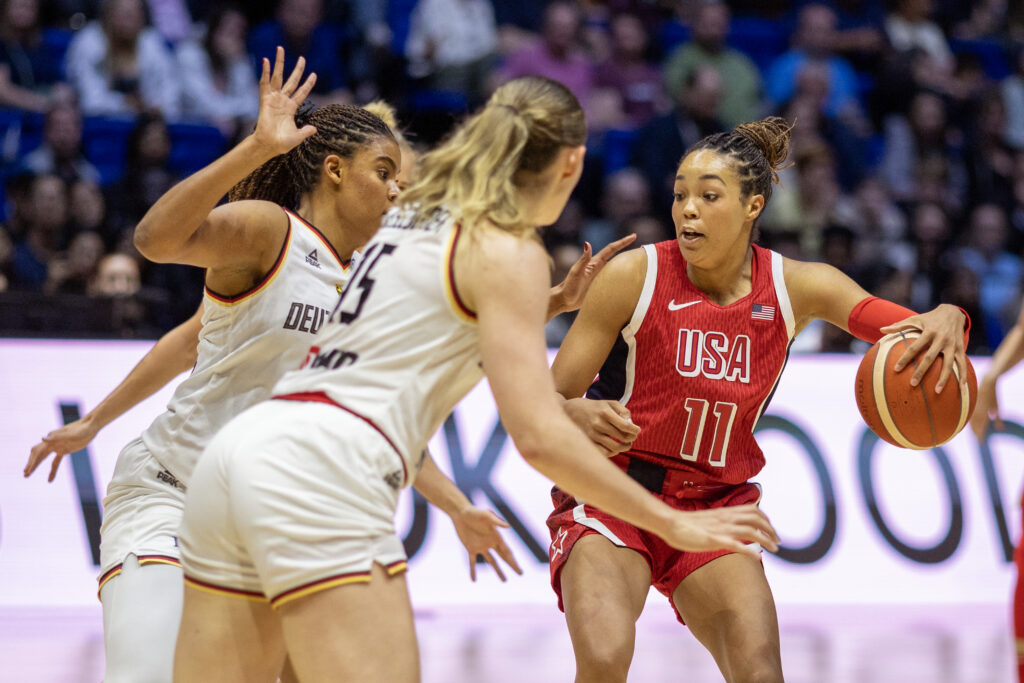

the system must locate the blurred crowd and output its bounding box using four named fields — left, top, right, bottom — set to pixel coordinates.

left=0, top=0, right=1022, bottom=352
